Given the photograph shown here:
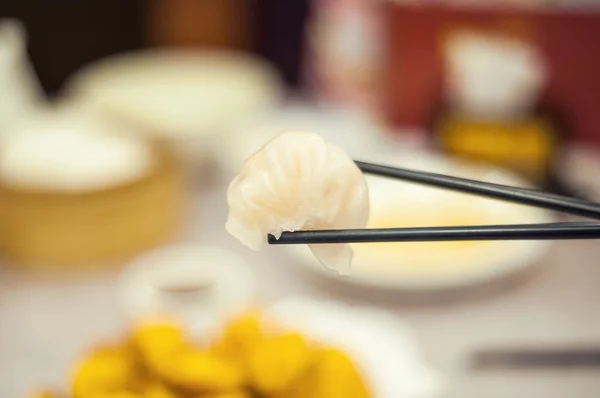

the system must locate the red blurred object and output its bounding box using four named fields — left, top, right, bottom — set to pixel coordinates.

left=385, top=4, right=600, bottom=147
